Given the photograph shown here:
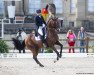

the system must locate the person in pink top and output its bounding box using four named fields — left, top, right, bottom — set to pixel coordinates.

left=67, top=30, right=76, bottom=53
